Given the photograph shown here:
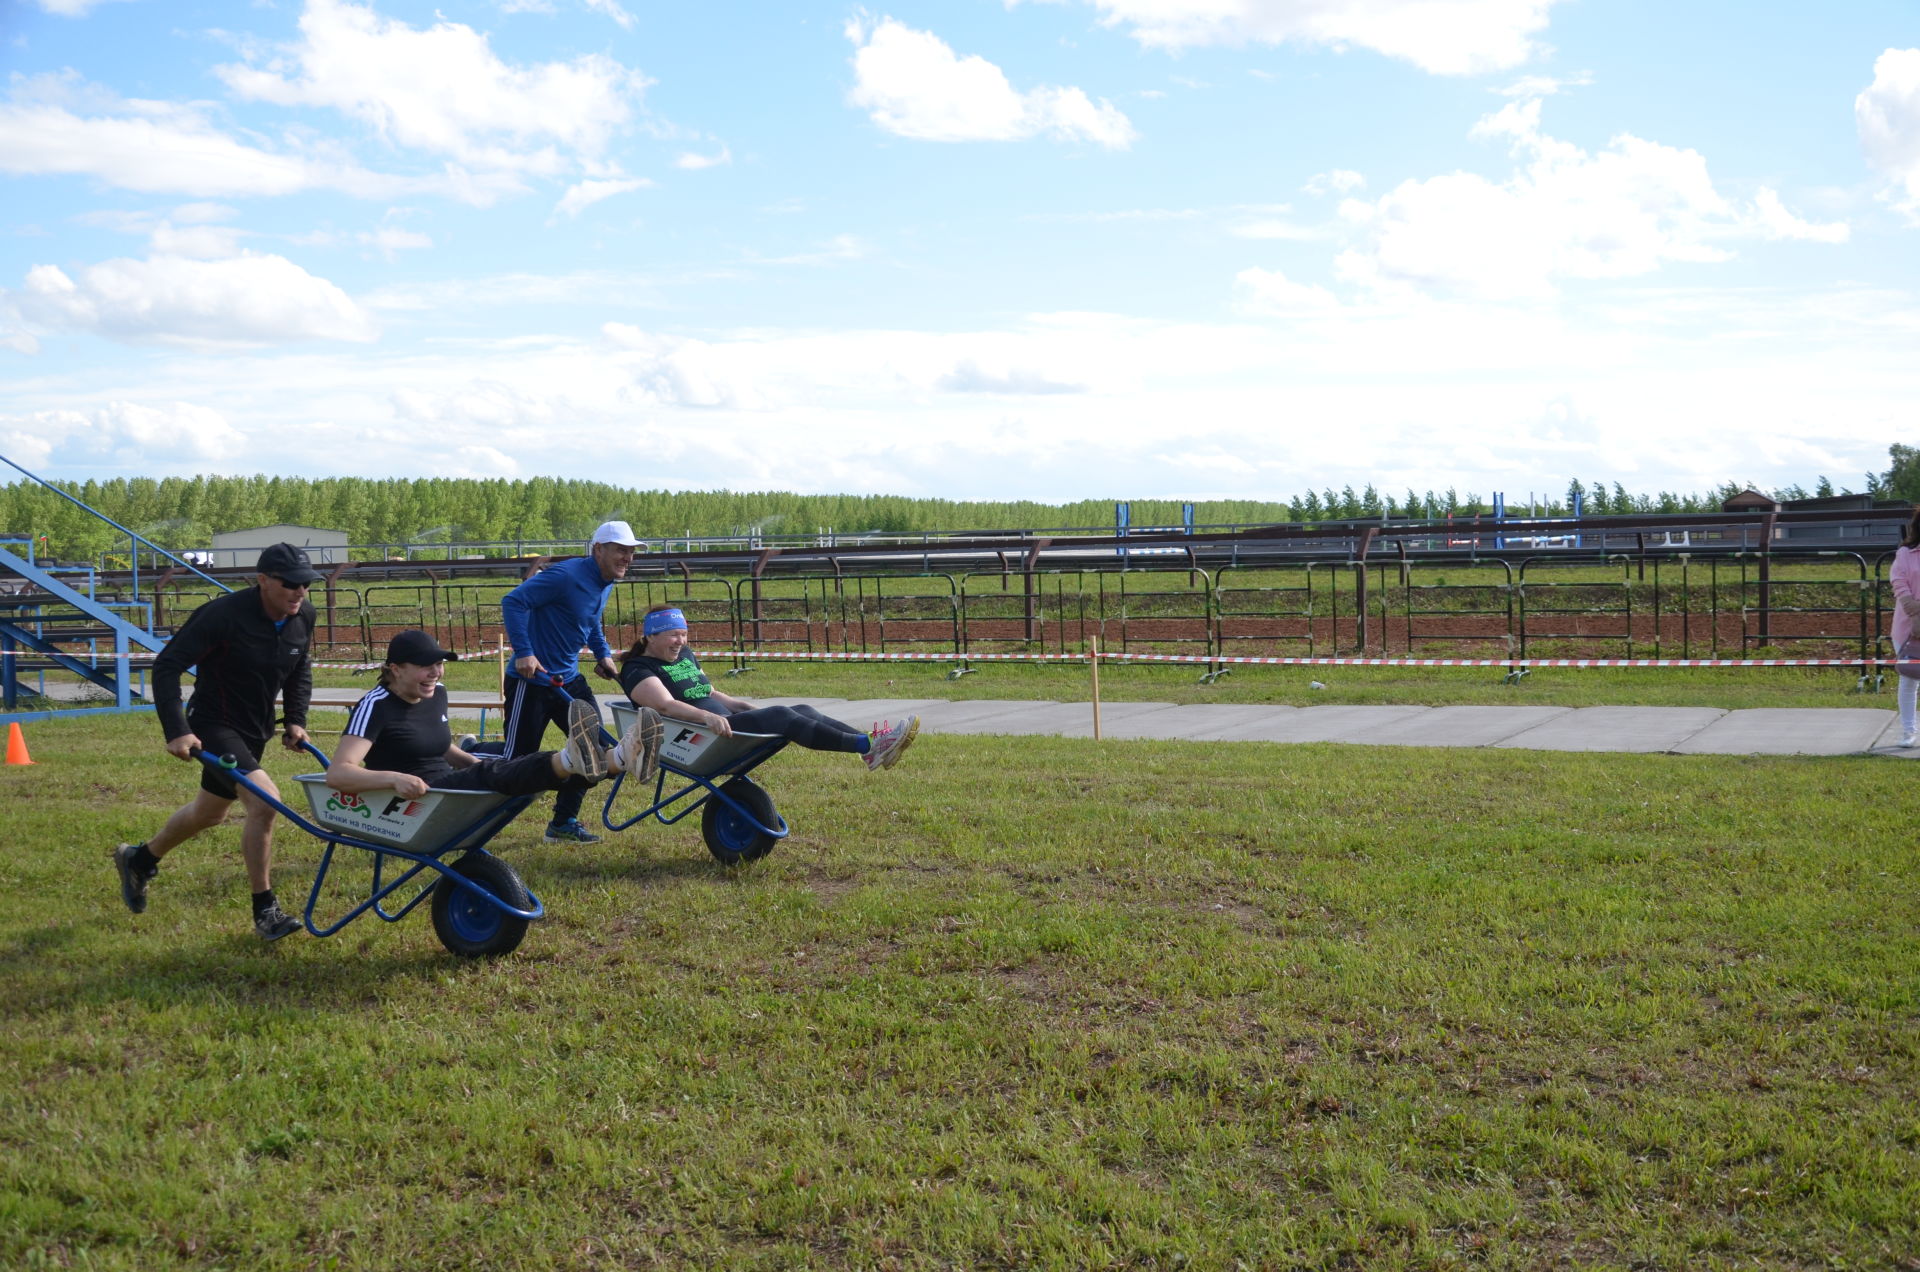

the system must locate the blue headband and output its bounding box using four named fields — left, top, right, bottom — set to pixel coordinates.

left=643, top=608, right=688, bottom=636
